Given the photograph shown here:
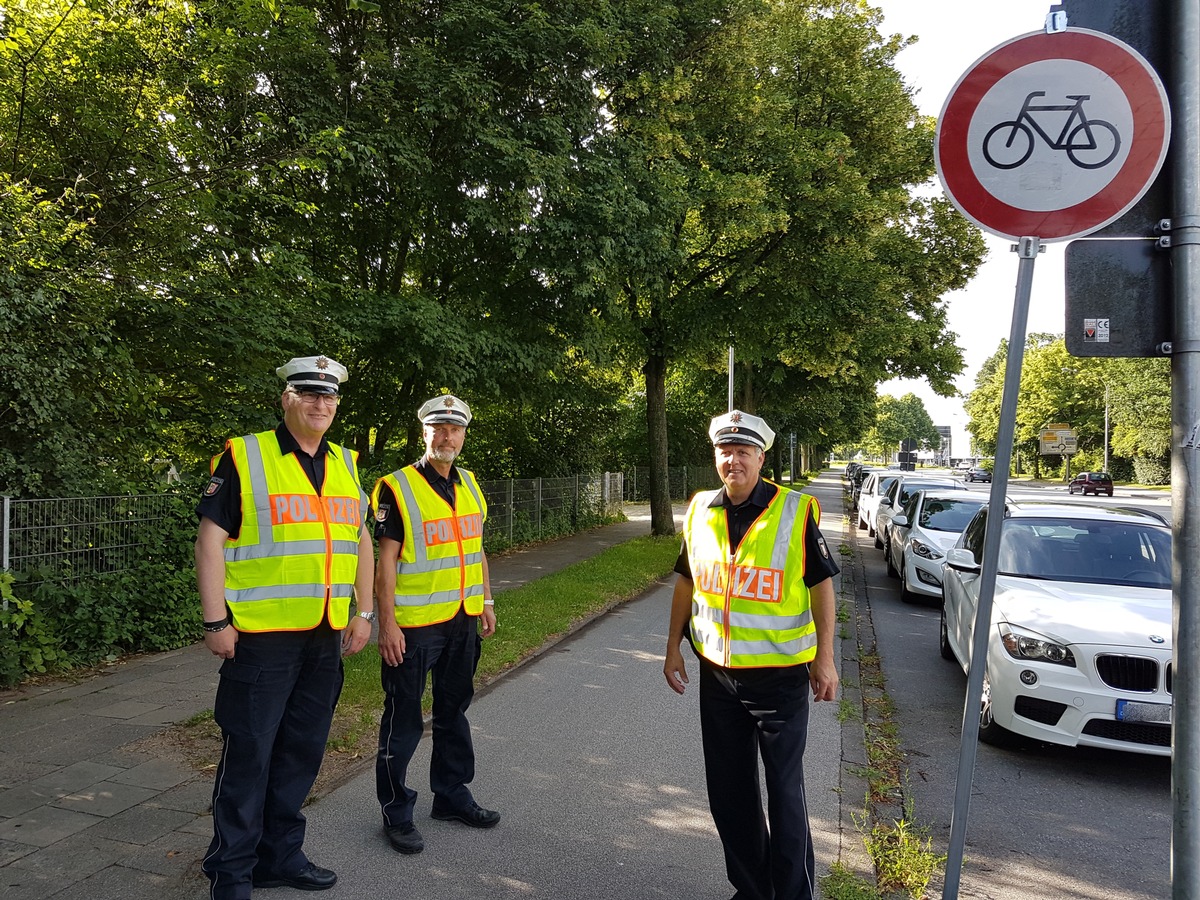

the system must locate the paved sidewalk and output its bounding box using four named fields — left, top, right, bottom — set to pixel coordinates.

left=0, top=477, right=864, bottom=900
